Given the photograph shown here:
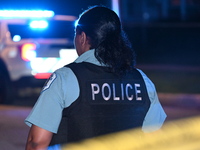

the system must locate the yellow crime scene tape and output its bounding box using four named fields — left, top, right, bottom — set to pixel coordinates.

left=61, top=116, right=200, bottom=150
